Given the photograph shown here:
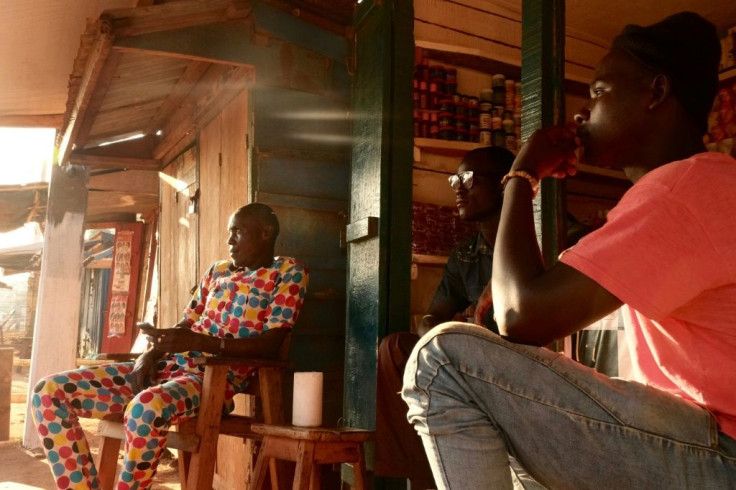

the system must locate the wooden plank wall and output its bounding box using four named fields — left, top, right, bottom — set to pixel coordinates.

left=198, top=89, right=250, bottom=268
left=414, top=0, right=606, bottom=81
left=414, top=0, right=604, bottom=119
left=158, top=146, right=199, bottom=328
